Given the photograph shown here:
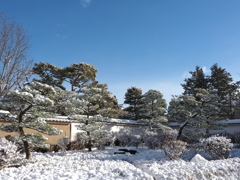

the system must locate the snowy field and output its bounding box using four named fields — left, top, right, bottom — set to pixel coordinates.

left=1, top=147, right=240, bottom=180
